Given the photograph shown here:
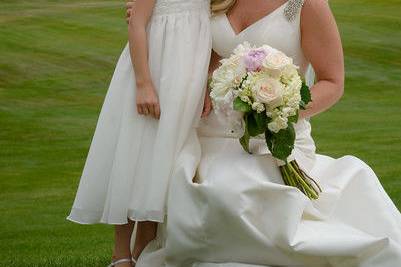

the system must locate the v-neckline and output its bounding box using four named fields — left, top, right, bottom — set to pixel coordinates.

left=224, top=1, right=288, bottom=37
